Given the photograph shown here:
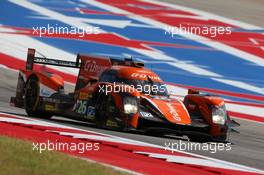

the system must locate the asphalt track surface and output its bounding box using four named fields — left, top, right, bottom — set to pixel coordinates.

left=1, top=66, right=264, bottom=171
left=0, top=0, right=263, bottom=172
